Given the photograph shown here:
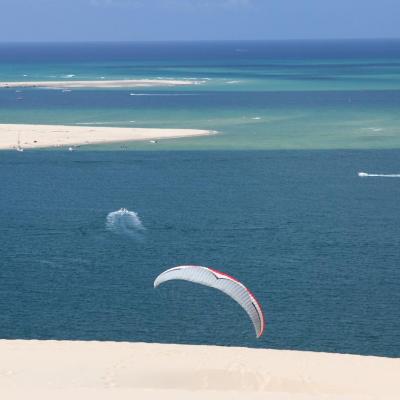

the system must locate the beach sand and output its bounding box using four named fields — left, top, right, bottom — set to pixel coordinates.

left=0, top=79, right=204, bottom=89
left=0, top=340, right=398, bottom=399
left=0, top=124, right=213, bottom=149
